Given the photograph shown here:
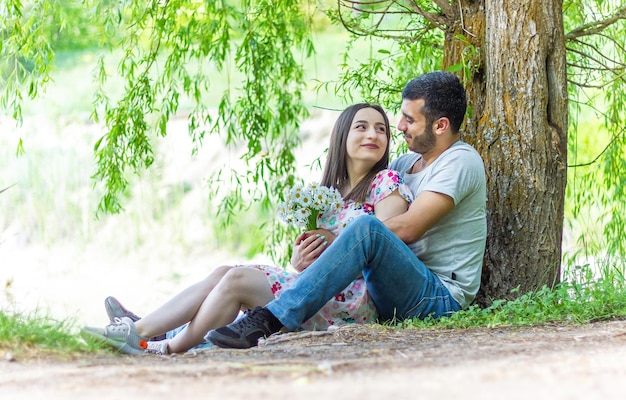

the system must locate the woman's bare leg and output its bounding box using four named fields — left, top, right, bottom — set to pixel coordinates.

left=134, top=265, right=235, bottom=339
left=167, top=267, right=274, bottom=353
